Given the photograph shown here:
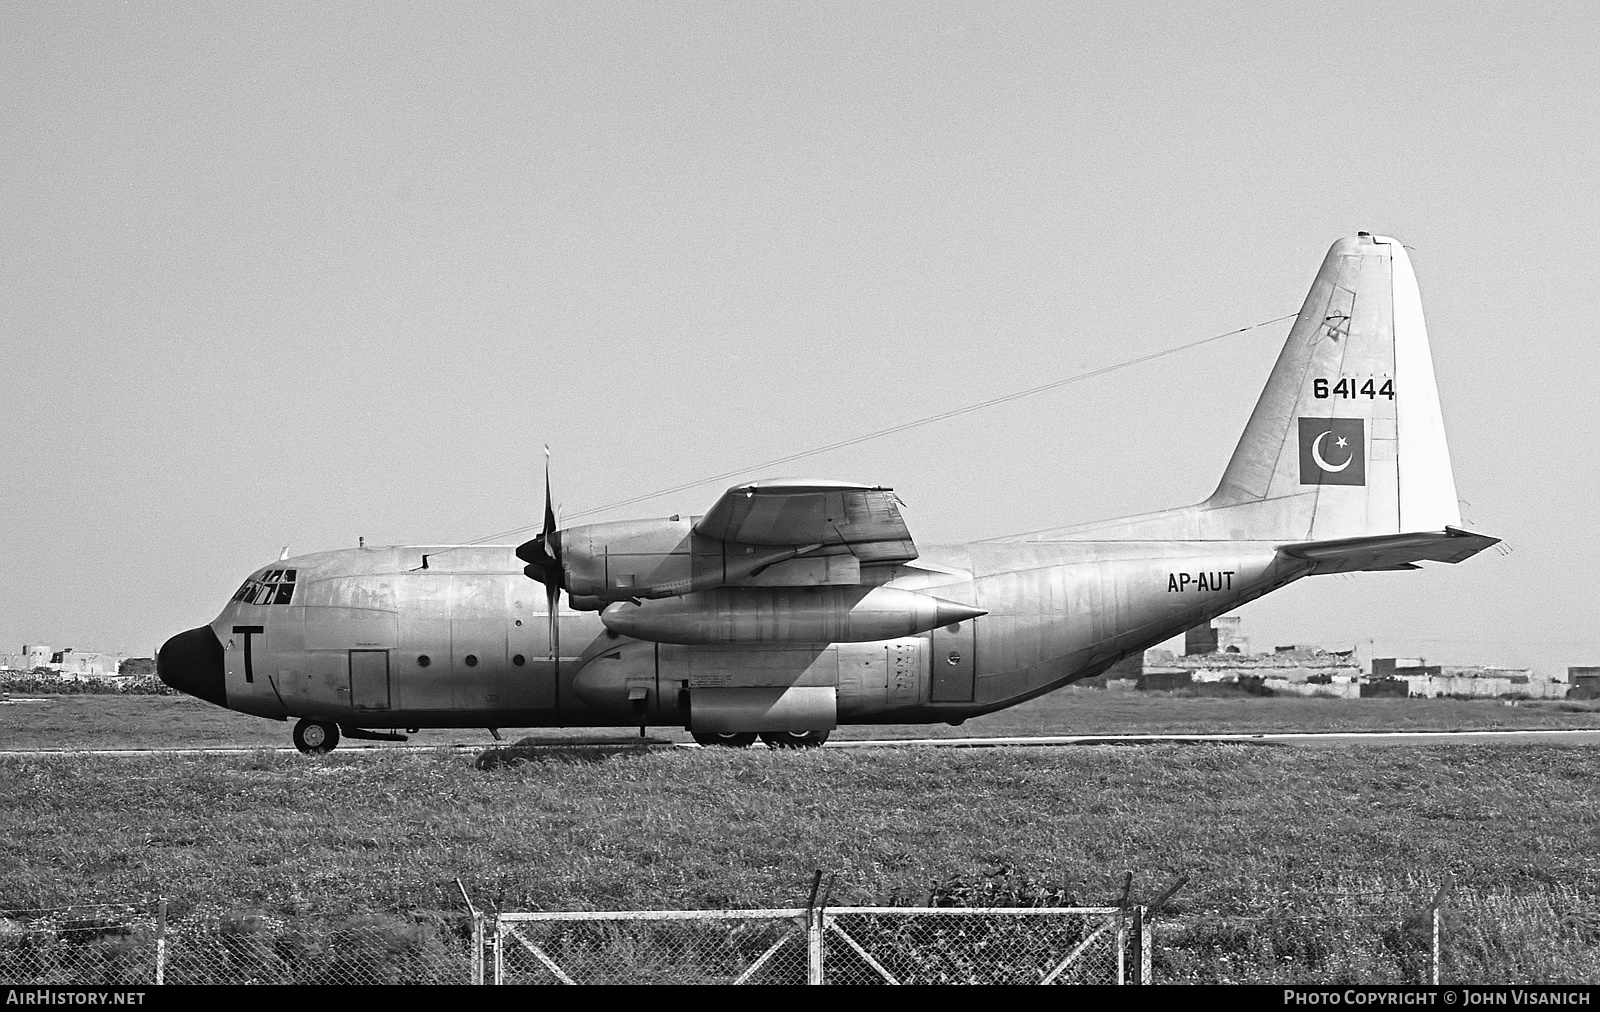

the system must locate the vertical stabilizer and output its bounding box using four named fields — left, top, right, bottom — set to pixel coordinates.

left=1031, top=234, right=1467, bottom=545
left=1198, top=233, right=1461, bottom=541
